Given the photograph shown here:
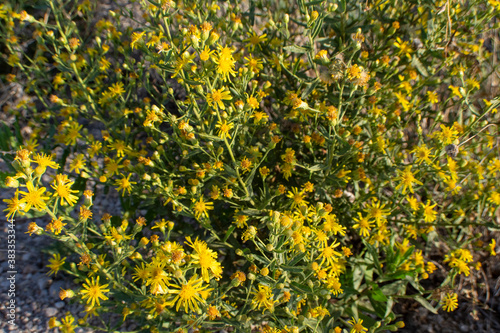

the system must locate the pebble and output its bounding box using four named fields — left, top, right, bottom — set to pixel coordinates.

left=44, top=307, right=58, bottom=317
left=22, top=253, right=31, bottom=261
left=49, top=280, right=66, bottom=299
left=37, top=275, right=50, bottom=290
left=23, top=264, right=37, bottom=274
left=55, top=301, right=65, bottom=309
left=0, top=279, right=10, bottom=289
